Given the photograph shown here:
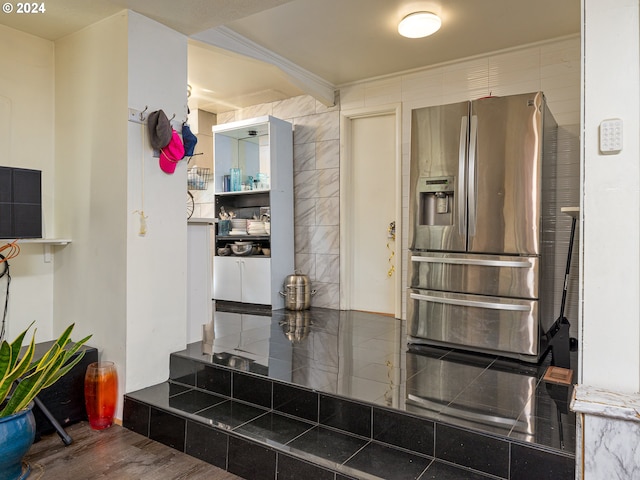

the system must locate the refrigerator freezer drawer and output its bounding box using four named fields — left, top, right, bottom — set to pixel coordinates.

left=407, top=289, right=539, bottom=357
left=410, top=252, right=538, bottom=299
